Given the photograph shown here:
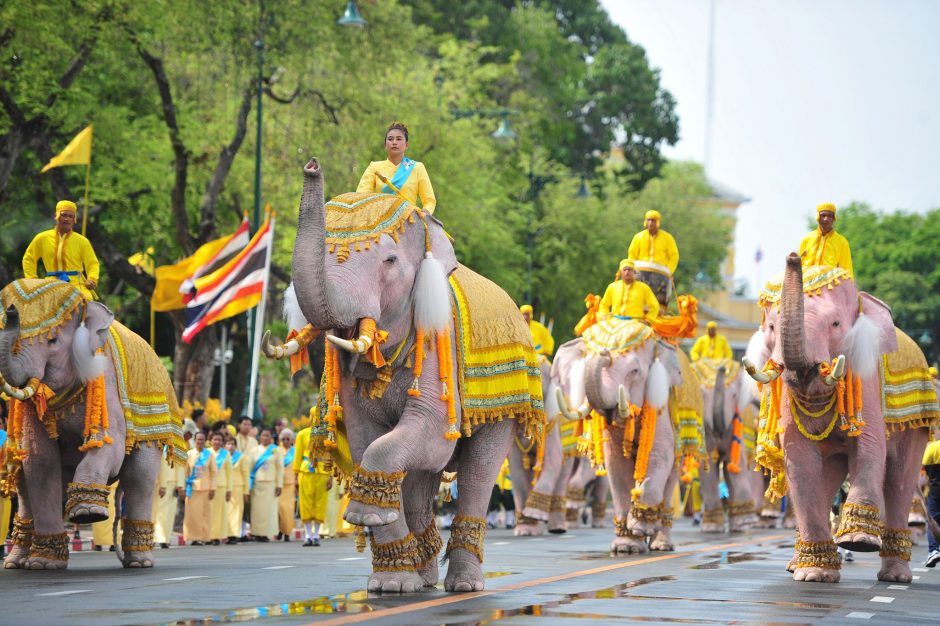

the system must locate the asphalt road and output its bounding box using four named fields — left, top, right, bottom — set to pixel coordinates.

left=0, top=520, right=936, bottom=626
